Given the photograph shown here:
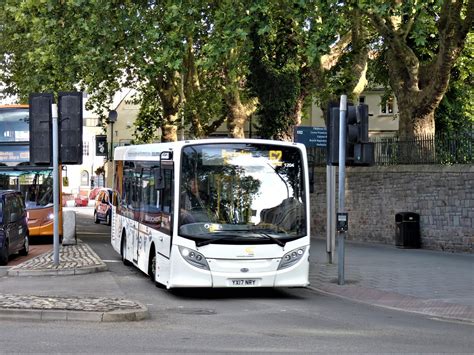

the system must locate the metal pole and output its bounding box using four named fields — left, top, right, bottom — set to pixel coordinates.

left=52, top=104, right=60, bottom=266
left=338, top=95, right=347, bottom=285
left=326, top=165, right=336, bottom=263
left=110, top=122, right=114, bottom=160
